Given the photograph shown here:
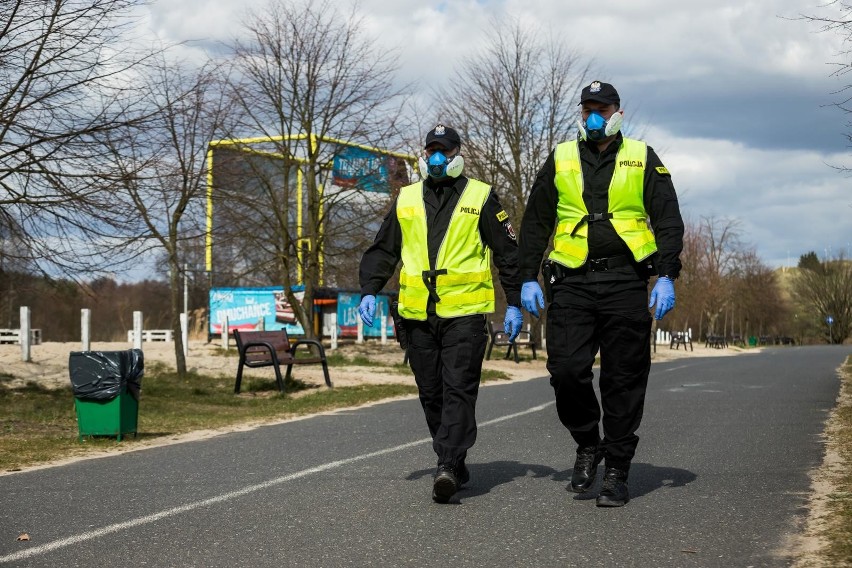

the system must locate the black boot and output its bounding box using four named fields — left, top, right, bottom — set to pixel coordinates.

left=569, top=446, right=603, bottom=493
left=432, top=465, right=459, bottom=503
left=596, top=467, right=629, bottom=507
